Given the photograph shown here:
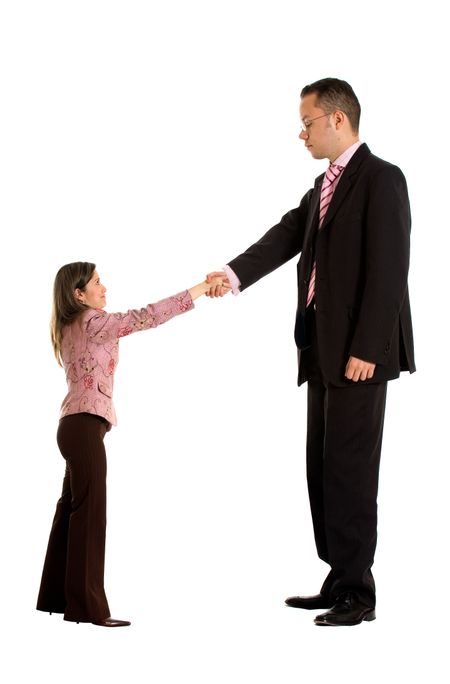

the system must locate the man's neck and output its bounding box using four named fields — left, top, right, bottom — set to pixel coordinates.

left=330, top=138, right=360, bottom=164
